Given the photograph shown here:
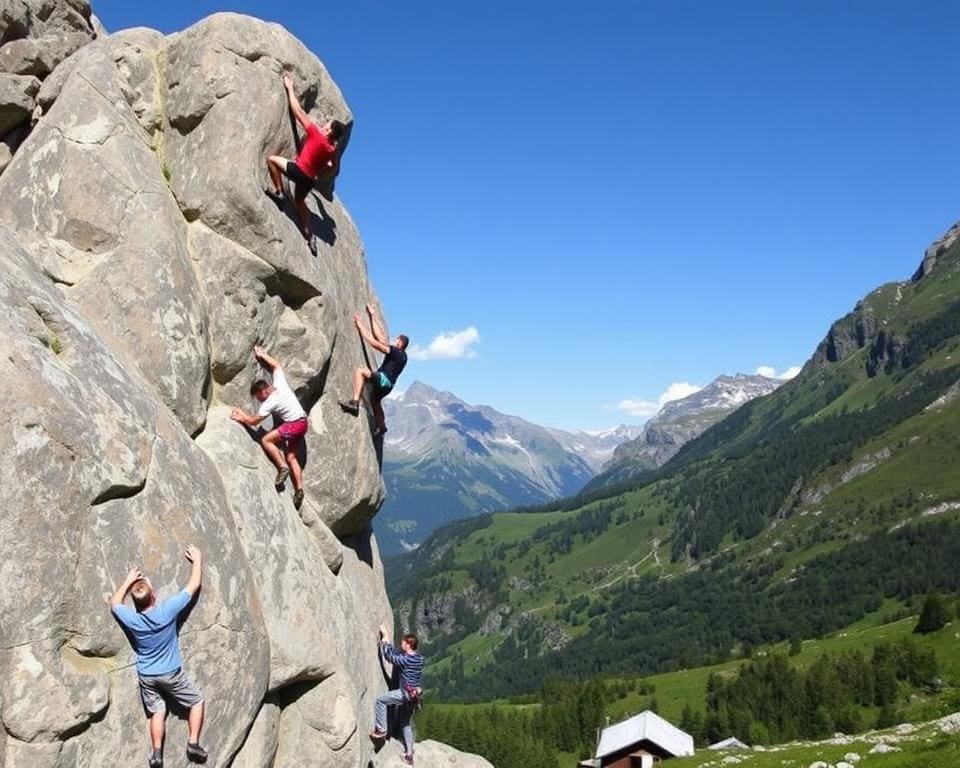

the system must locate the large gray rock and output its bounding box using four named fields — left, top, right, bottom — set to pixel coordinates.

left=0, top=71, right=38, bottom=133
left=0, top=0, right=96, bottom=77
left=0, top=9, right=476, bottom=768
left=375, top=740, right=495, bottom=768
